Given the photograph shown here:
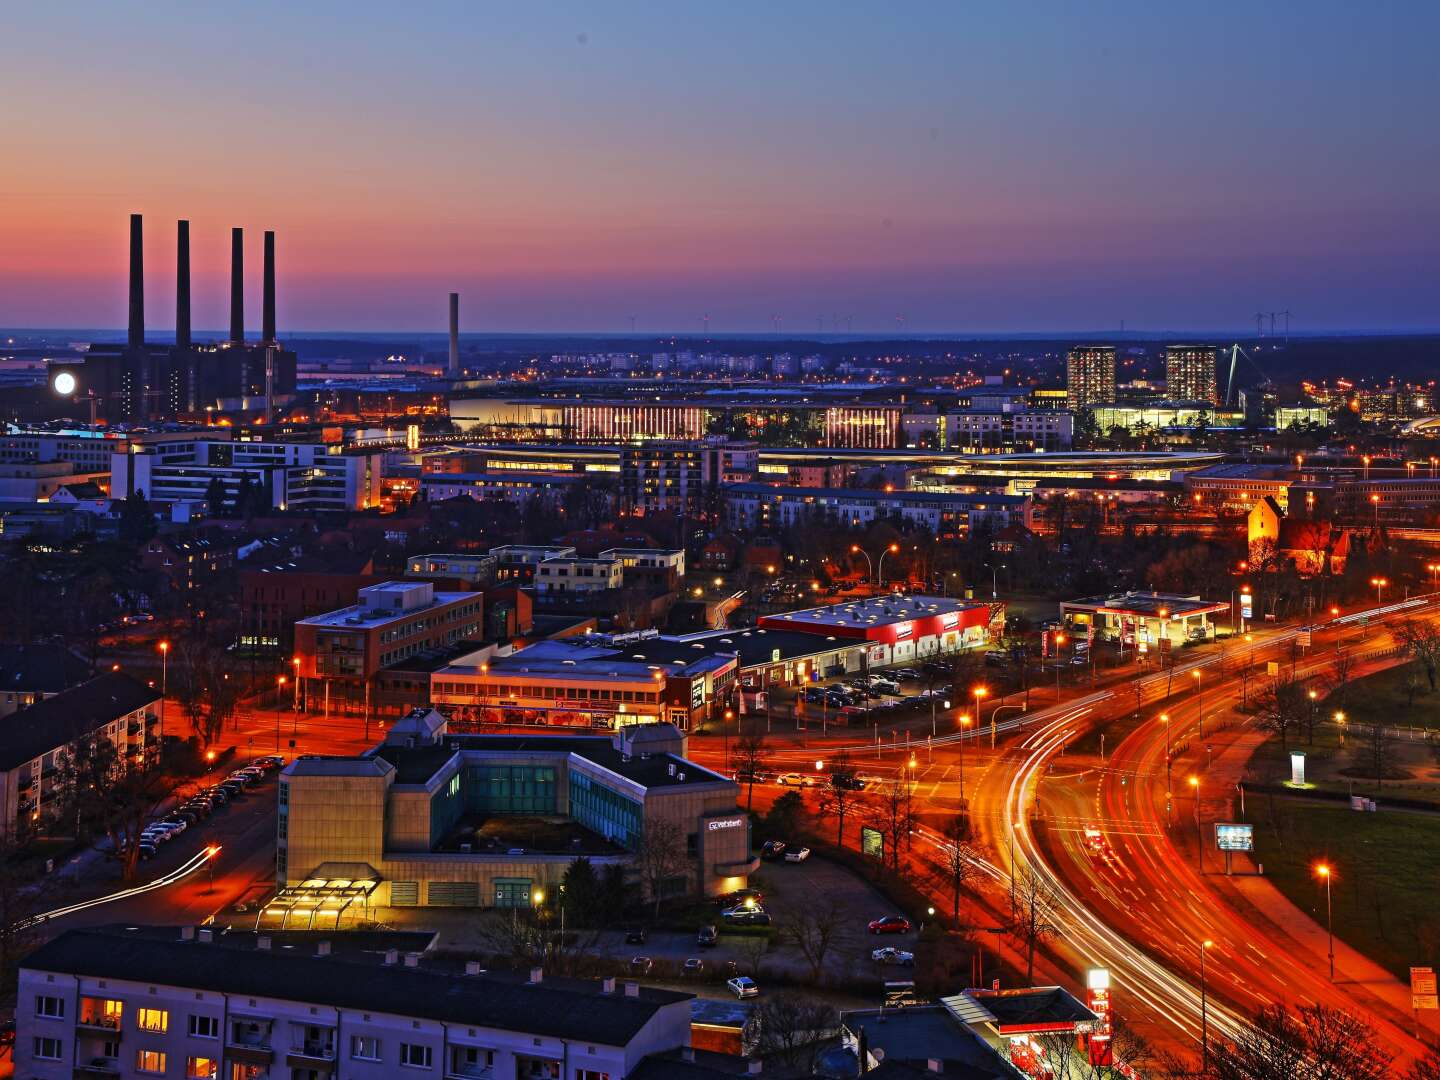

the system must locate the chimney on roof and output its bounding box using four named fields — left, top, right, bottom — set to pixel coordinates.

left=464, top=960, right=483, bottom=976
left=448, top=292, right=460, bottom=377
left=316, top=940, right=331, bottom=957
left=384, top=948, right=399, bottom=965
left=256, top=935, right=271, bottom=950
left=262, top=230, right=276, bottom=343
left=180, top=926, right=196, bottom=941
left=403, top=952, right=421, bottom=967
left=229, top=227, right=244, bottom=342
left=601, top=976, right=616, bottom=994
left=624, top=981, right=640, bottom=998
left=198, top=928, right=214, bottom=944
left=529, top=966, right=544, bottom=984
left=747, top=1061, right=762, bottom=1075
left=175, top=219, right=191, bottom=349
left=128, top=213, right=144, bottom=349
left=927, top=1060, right=944, bottom=1074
